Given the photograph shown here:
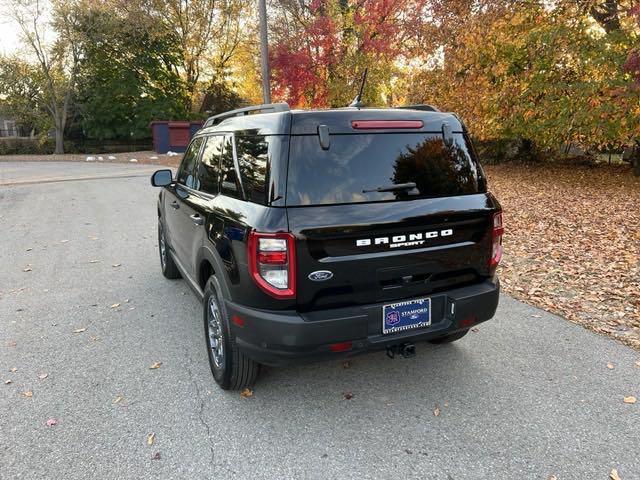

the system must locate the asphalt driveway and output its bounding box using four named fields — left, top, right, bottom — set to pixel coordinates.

left=1, top=162, right=638, bottom=480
